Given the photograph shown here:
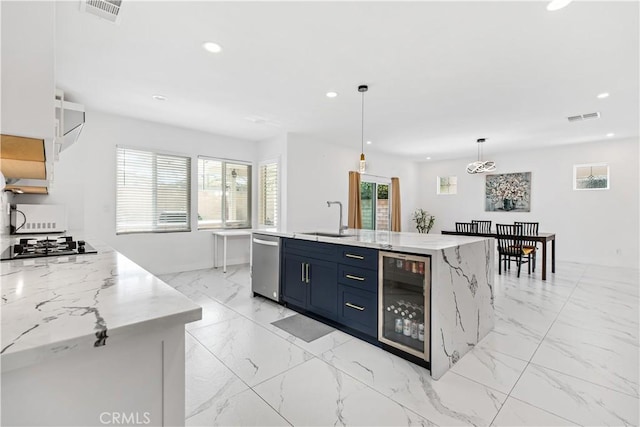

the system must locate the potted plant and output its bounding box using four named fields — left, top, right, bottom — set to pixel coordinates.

left=412, top=208, right=435, bottom=233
